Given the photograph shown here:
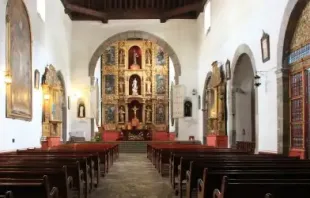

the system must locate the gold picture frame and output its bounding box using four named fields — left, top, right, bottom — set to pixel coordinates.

left=5, top=0, right=33, bottom=121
